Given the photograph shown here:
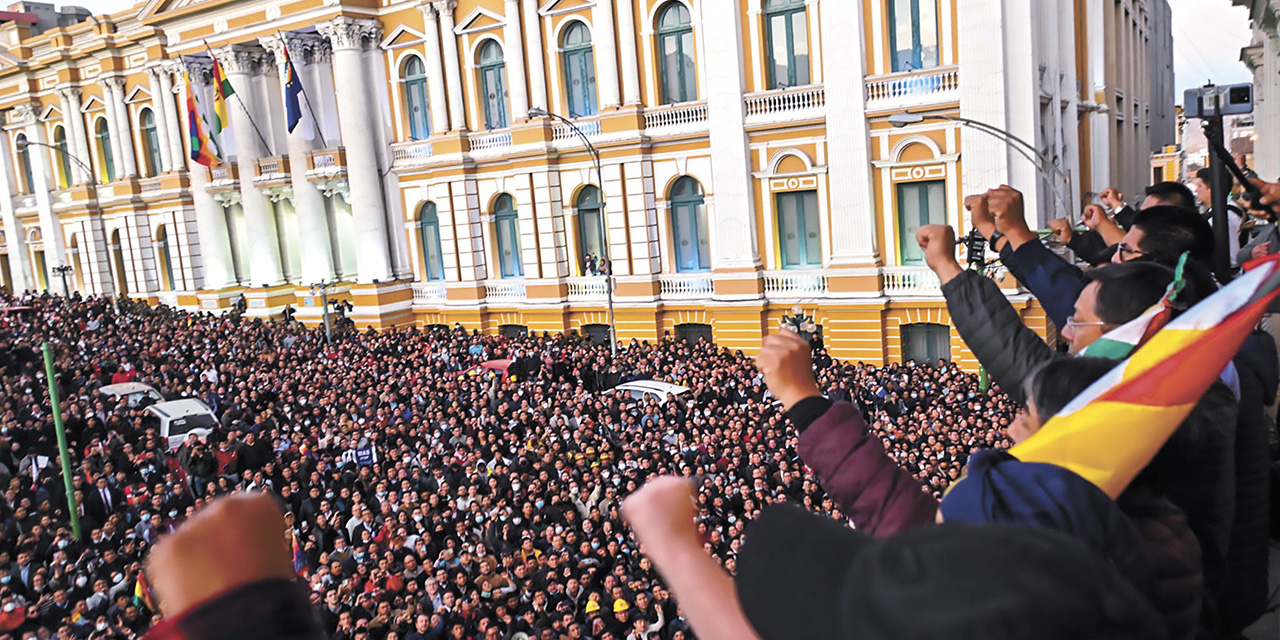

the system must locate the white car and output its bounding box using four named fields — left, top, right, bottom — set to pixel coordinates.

left=614, top=381, right=690, bottom=405
left=98, top=382, right=164, bottom=408
left=145, top=399, right=219, bottom=451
